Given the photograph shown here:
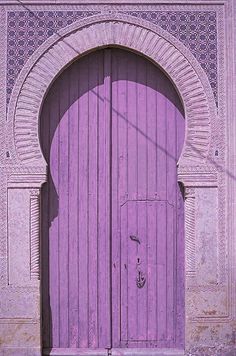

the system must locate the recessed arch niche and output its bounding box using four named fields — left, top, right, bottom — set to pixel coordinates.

left=40, top=47, right=185, bottom=353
